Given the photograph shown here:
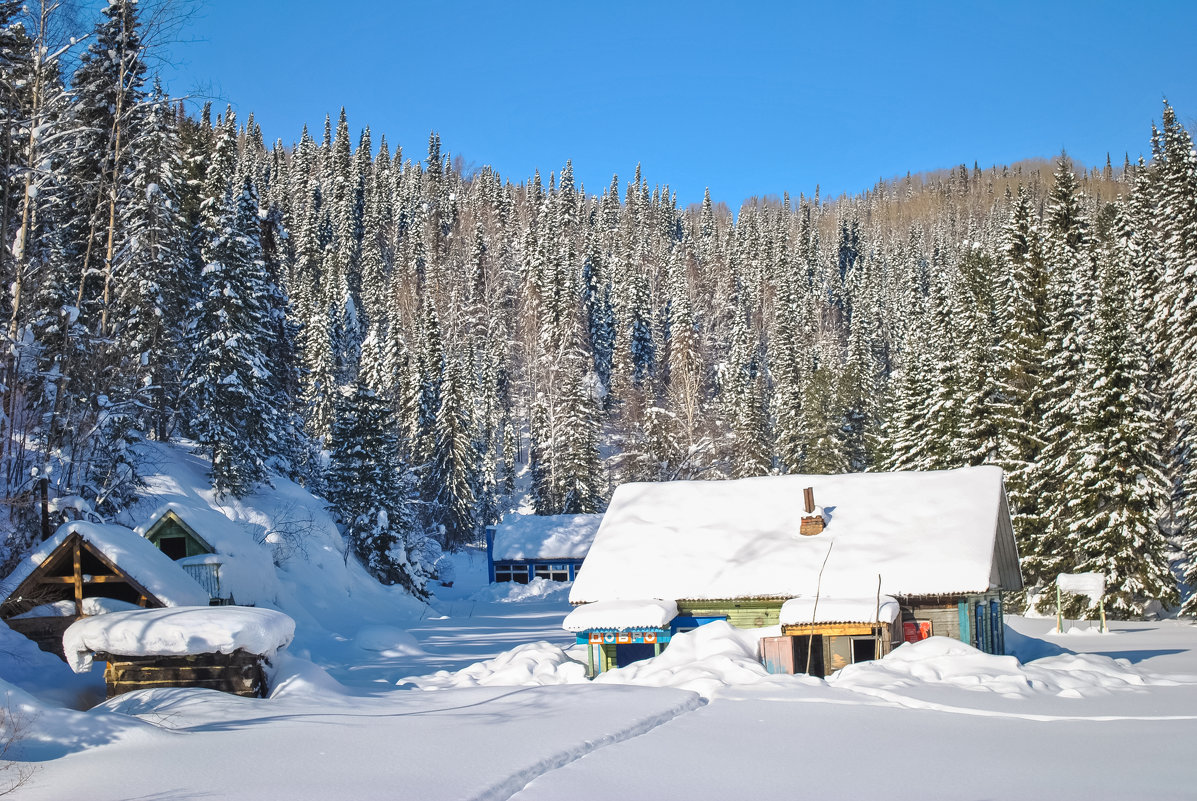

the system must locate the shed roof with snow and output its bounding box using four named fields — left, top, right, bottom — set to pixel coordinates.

left=2, top=521, right=211, bottom=614
left=568, top=466, right=1021, bottom=606
left=491, top=513, right=603, bottom=561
